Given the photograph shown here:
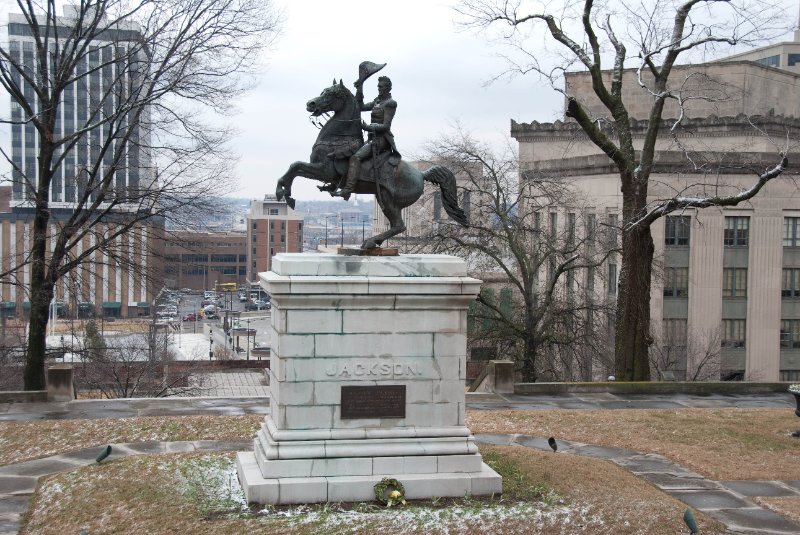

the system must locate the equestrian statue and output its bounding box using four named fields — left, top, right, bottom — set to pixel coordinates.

left=275, top=61, right=468, bottom=249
